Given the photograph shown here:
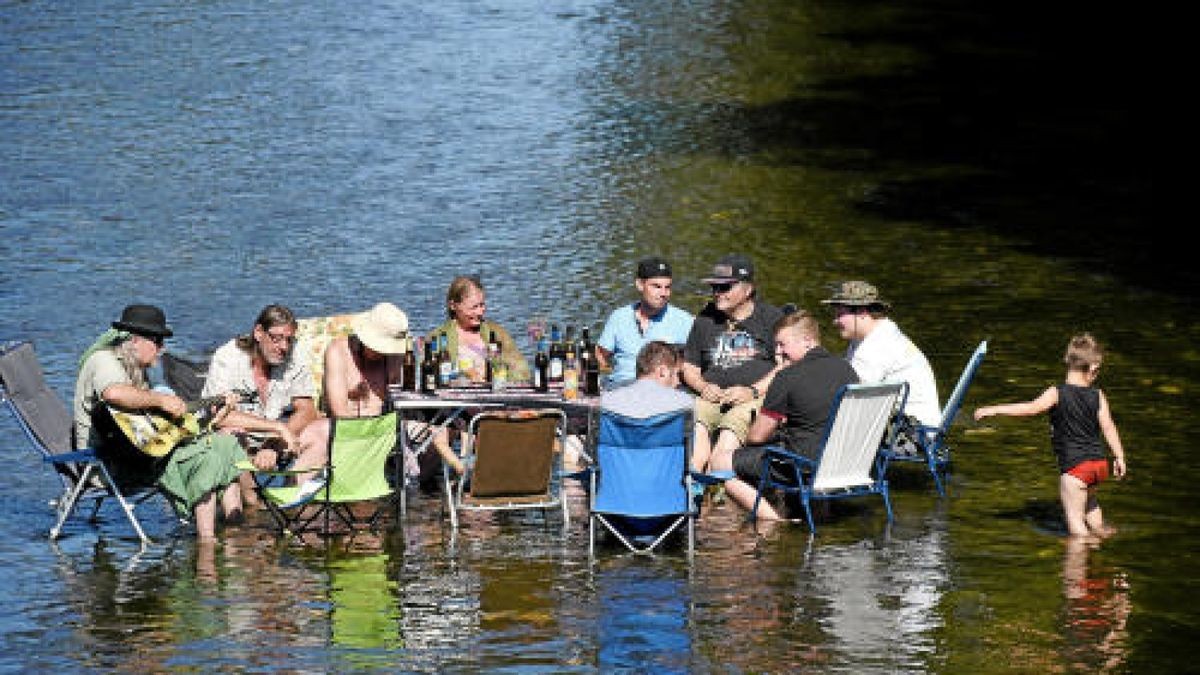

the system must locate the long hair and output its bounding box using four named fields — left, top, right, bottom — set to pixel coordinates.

left=114, top=339, right=149, bottom=389
left=446, top=275, right=484, bottom=319
left=235, top=304, right=297, bottom=351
